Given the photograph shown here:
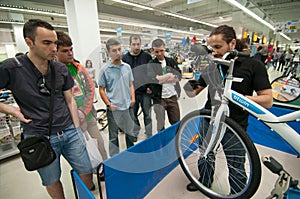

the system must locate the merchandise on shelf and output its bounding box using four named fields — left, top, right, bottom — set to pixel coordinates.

left=0, top=113, right=13, bottom=144
left=8, top=115, right=22, bottom=141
